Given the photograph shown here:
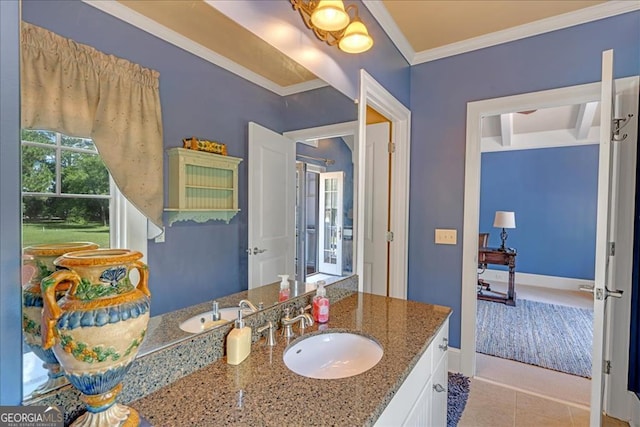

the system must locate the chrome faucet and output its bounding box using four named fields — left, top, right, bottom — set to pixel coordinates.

left=239, top=299, right=259, bottom=313
left=257, top=321, right=276, bottom=346
left=298, top=305, right=313, bottom=333
left=281, top=307, right=314, bottom=338
left=212, top=300, right=221, bottom=321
